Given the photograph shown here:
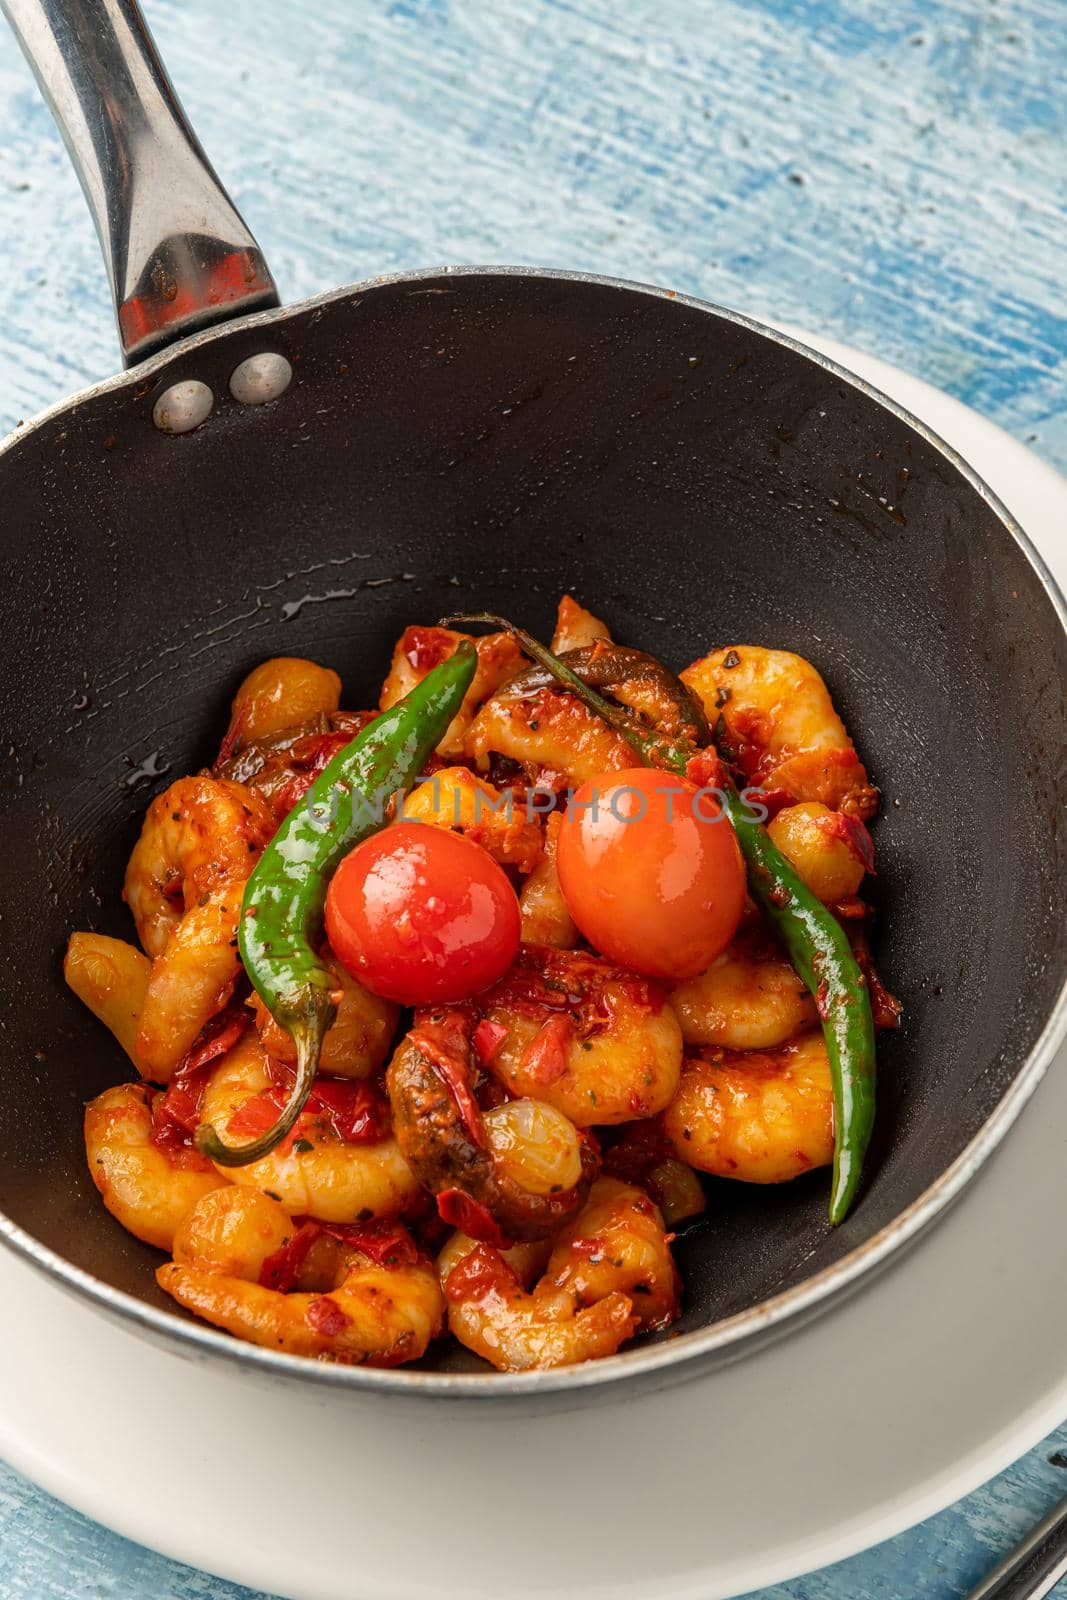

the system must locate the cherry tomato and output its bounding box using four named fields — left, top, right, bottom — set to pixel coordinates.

left=556, top=768, right=745, bottom=980
left=325, top=822, right=520, bottom=1005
